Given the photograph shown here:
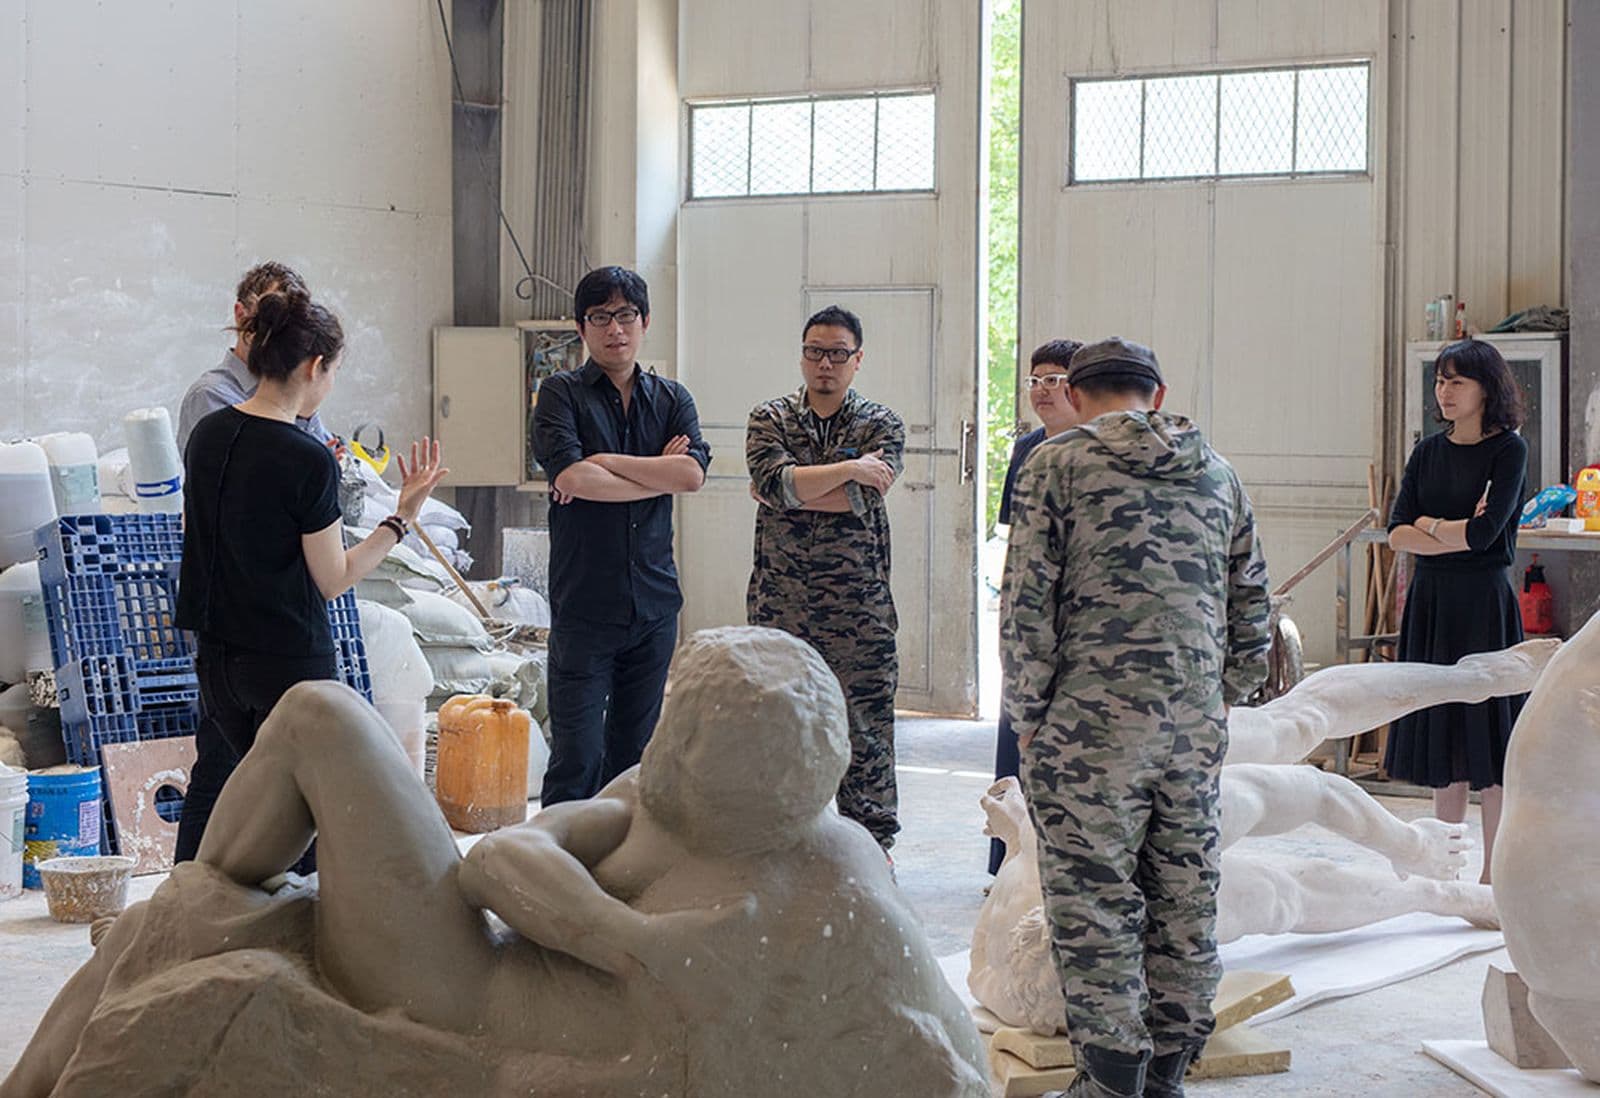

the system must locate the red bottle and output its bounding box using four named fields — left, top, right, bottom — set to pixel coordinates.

left=1520, top=555, right=1555, bottom=636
